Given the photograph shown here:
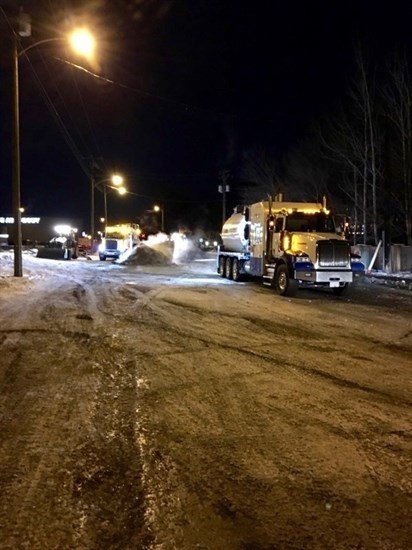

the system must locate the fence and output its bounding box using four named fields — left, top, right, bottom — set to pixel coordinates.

left=357, top=244, right=412, bottom=273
